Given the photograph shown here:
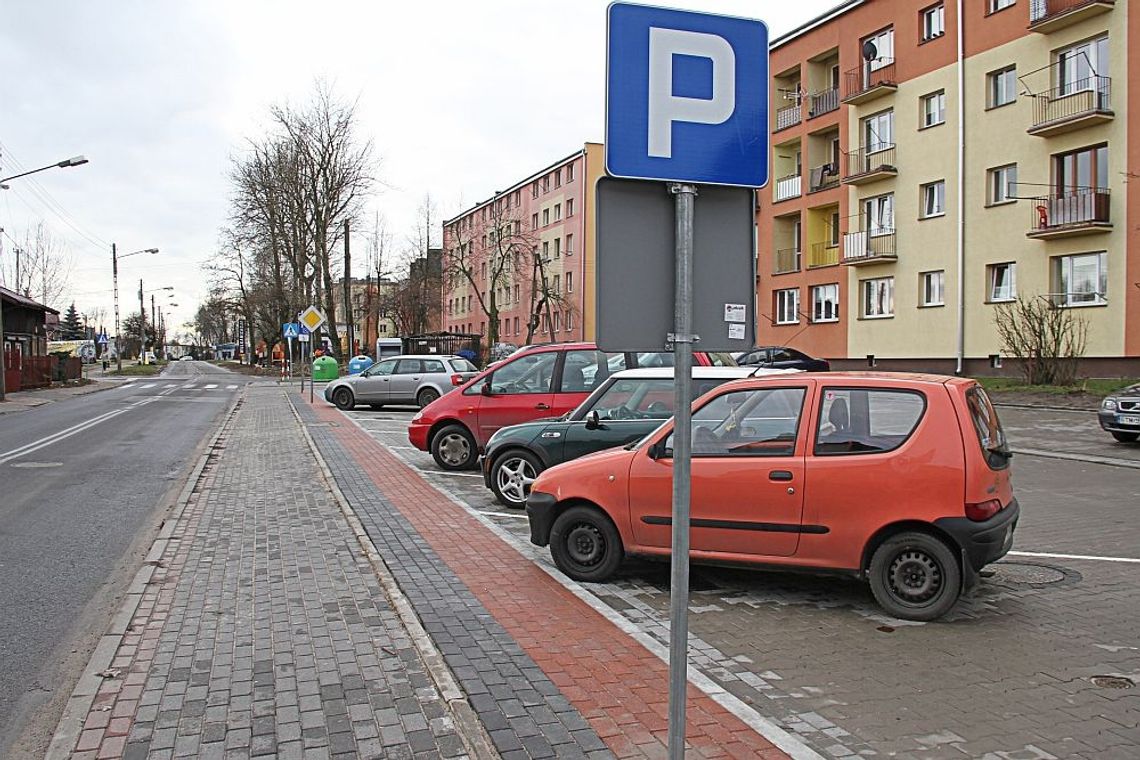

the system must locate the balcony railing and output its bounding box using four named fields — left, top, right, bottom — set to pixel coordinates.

left=809, top=163, right=840, bottom=192
left=843, top=230, right=897, bottom=264
left=774, top=173, right=802, bottom=201
left=808, top=241, right=840, bottom=268
left=843, top=60, right=897, bottom=104
left=1027, top=188, right=1111, bottom=239
left=775, top=103, right=802, bottom=131
left=774, top=248, right=802, bottom=274
left=808, top=87, right=839, bottom=117
left=1028, top=76, right=1112, bottom=135
left=1029, top=0, right=1115, bottom=32
left=844, top=144, right=897, bottom=184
